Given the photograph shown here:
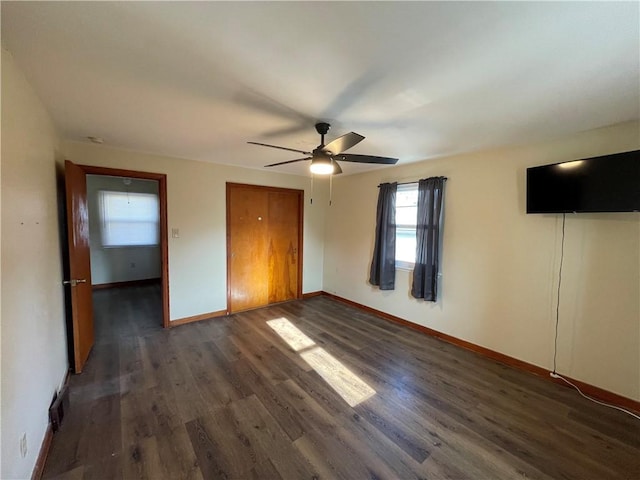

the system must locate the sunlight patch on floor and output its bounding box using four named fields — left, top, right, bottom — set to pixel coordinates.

left=267, top=317, right=315, bottom=351
left=301, top=346, right=376, bottom=407
left=266, top=316, right=376, bottom=407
